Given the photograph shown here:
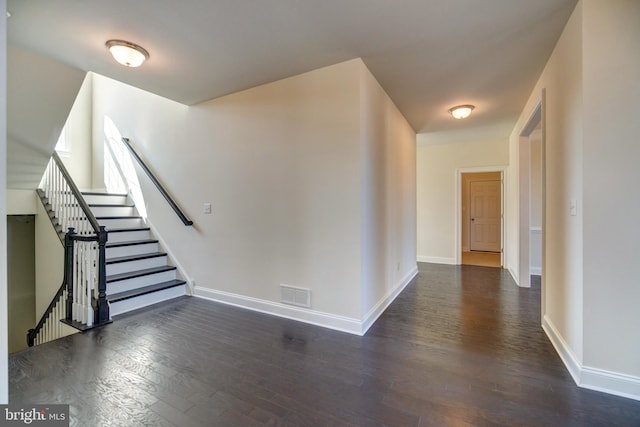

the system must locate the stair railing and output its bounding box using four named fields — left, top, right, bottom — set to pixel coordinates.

left=121, top=137, right=194, bottom=226
left=27, top=284, right=67, bottom=347
left=28, top=153, right=111, bottom=346
left=40, top=152, right=101, bottom=235
left=65, top=227, right=110, bottom=330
